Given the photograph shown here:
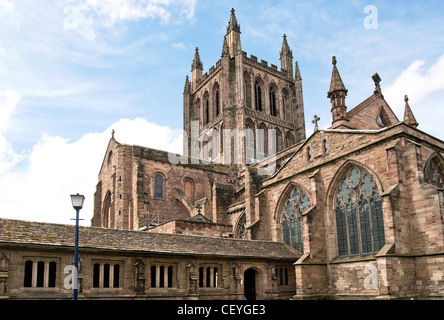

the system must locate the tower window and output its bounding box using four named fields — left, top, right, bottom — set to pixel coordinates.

left=216, top=88, right=220, bottom=116
left=269, top=88, right=277, bottom=116
left=255, top=81, right=262, bottom=111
